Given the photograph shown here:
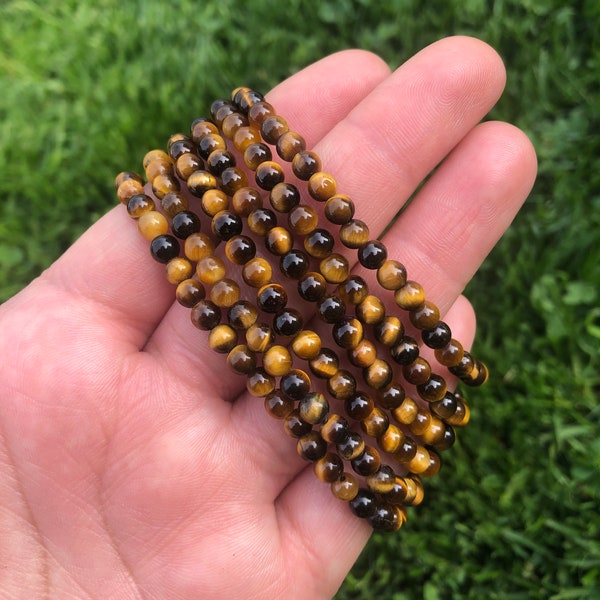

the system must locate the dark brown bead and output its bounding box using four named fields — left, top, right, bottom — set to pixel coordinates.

left=276, top=130, right=306, bottom=162
left=385, top=477, right=408, bottom=506
left=210, top=278, right=241, bottom=308
left=232, top=187, right=263, bottom=217
left=331, top=472, right=359, bottom=502
left=255, top=160, right=285, bottom=190
left=273, top=308, right=304, bottom=337
left=232, top=87, right=264, bottom=114
left=265, top=226, right=293, bottom=255
left=261, top=115, right=289, bottom=144
left=374, top=316, right=405, bottom=347
left=242, top=257, right=273, bottom=288
left=344, top=390, right=374, bottom=420
left=212, top=211, right=243, bottom=241
left=351, top=446, right=381, bottom=476
left=247, top=208, right=277, bottom=236
left=361, top=407, right=389, bottom=438
left=303, top=229, right=335, bottom=258
left=348, top=339, right=377, bottom=368
left=280, top=250, right=310, bottom=279
left=288, top=205, right=318, bottom=235
left=410, top=300, right=441, bottom=330
left=403, top=358, right=432, bottom=386
left=358, top=240, right=387, bottom=270
left=394, top=436, right=418, bottom=462
left=321, top=413, right=350, bottom=444
left=176, top=279, right=205, bottom=308
left=298, top=392, right=329, bottom=425
left=431, top=392, right=458, bottom=420
left=209, top=99, right=233, bottom=124
left=245, top=323, right=274, bottom=353
left=298, top=272, right=328, bottom=303
left=201, top=189, right=229, bottom=217
left=308, top=171, right=337, bottom=202
left=434, top=424, right=456, bottom=451
left=356, top=295, right=386, bottom=325
left=291, top=330, right=322, bottom=360
left=264, top=390, right=294, bottom=419
left=422, top=449, right=442, bottom=478
left=332, top=317, right=363, bottom=350
left=314, top=453, right=344, bottom=483
left=227, top=344, right=257, bottom=375
left=270, top=182, right=300, bottom=213
left=417, top=374, right=447, bottom=403
left=227, top=300, right=258, bottom=331
left=220, top=167, right=248, bottom=196
left=378, top=383, right=406, bottom=410
left=184, top=232, right=214, bottom=262
left=208, top=323, right=238, bottom=353
left=395, top=280, right=425, bottom=311
left=369, top=504, right=402, bottom=532
left=126, top=193, right=155, bottom=219
left=161, top=191, right=188, bottom=217
left=284, top=409, right=312, bottom=438
left=225, top=235, right=256, bottom=265
left=263, top=345, right=293, bottom=377
left=309, top=348, right=339, bottom=379
left=297, top=432, right=327, bottom=462
left=390, top=336, right=420, bottom=365
left=422, top=321, right=452, bottom=349
left=172, top=210, right=201, bottom=239
left=248, top=101, right=276, bottom=128
left=257, top=283, right=288, bottom=313
left=366, top=465, right=396, bottom=494
left=292, top=150, right=321, bottom=180
left=339, top=219, right=370, bottom=249
left=246, top=368, right=275, bottom=398
left=319, top=253, right=349, bottom=284
left=150, top=234, right=179, bottom=264
left=337, top=431, right=365, bottom=461
left=446, top=394, right=470, bottom=426
left=324, top=194, right=354, bottom=225
left=198, top=133, right=227, bottom=159
left=434, top=338, right=465, bottom=367
left=408, top=410, right=431, bottom=436
left=337, top=275, right=368, bottom=305
left=448, top=351, right=476, bottom=378
left=243, top=142, right=272, bottom=171
left=364, top=358, right=393, bottom=390
left=188, top=170, right=218, bottom=197
left=205, top=149, right=235, bottom=177
left=327, top=369, right=356, bottom=400
left=191, top=299, right=221, bottom=331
